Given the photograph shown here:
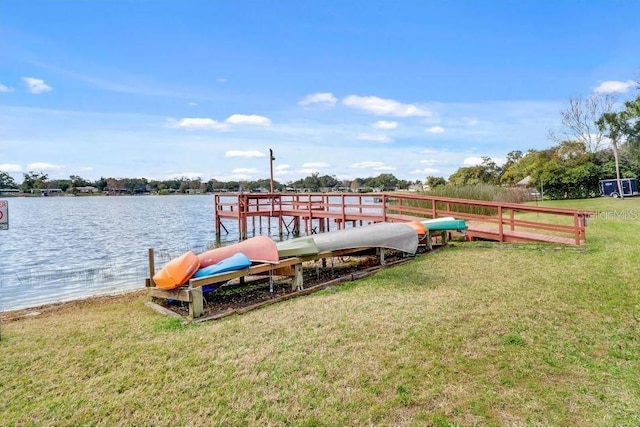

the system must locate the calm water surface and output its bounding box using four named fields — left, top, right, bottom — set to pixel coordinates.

left=0, top=195, right=257, bottom=311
